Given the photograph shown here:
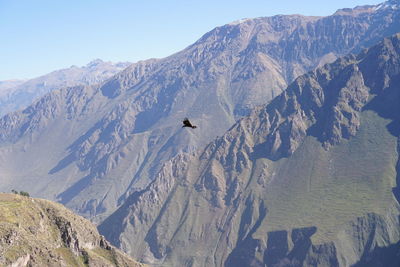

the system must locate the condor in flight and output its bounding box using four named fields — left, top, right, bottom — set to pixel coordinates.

left=182, top=118, right=197, bottom=129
